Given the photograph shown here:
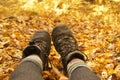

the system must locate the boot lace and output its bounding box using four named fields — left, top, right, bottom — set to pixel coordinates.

left=55, top=36, right=78, bottom=58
